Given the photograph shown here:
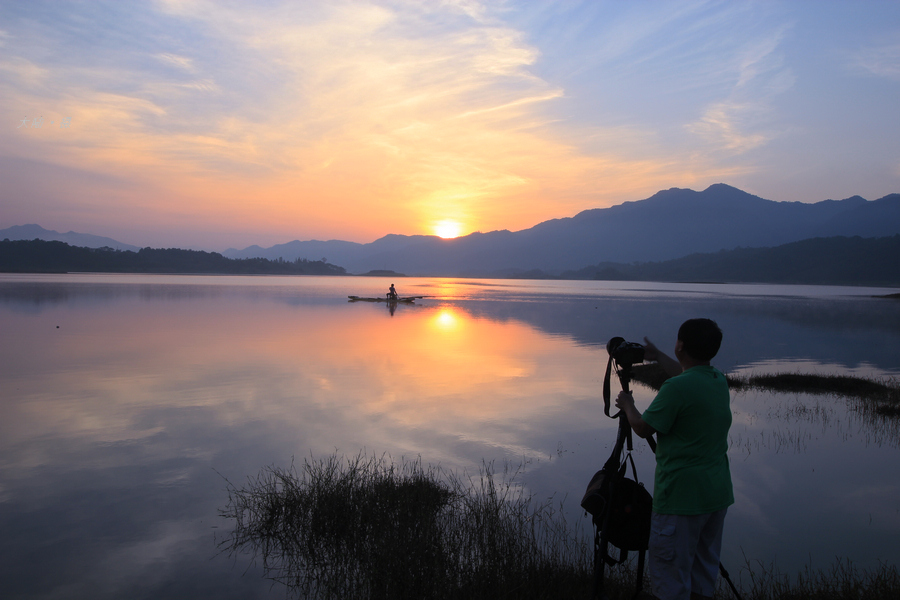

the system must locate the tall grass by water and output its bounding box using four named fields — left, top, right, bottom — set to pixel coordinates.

left=219, top=454, right=602, bottom=599
left=219, top=453, right=900, bottom=600
left=741, top=559, right=900, bottom=600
